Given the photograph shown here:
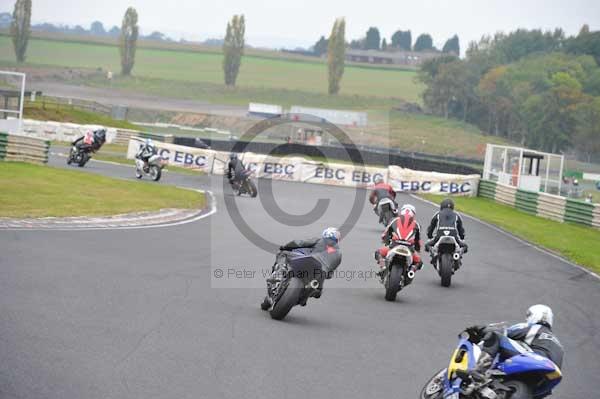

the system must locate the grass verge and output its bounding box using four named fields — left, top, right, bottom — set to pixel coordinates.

left=421, top=194, right=600, bottom=274
left=0, top=162, right=205, bottom=218
left=24, top=99, right=140, bottom=129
